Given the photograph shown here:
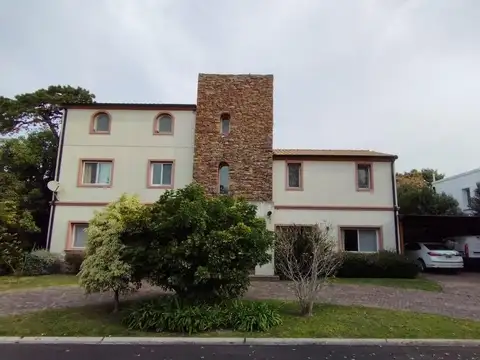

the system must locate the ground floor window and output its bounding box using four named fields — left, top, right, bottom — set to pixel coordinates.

left=342, top=228, right=379, bottom=252
left=71, top=223, right=88, bottom=249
